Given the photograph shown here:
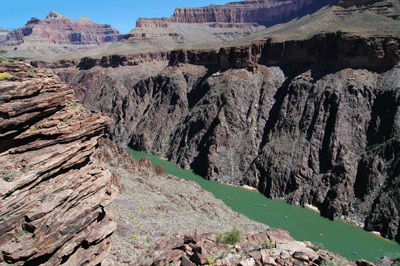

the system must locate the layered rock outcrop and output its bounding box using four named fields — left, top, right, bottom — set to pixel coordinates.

left=138, top=0, right=322, bottom=27
left=0, top=11, right=124, bottom=60
left=0, top=60, right=118, bottom=265
left=1, top=11, right=123, bottom=47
